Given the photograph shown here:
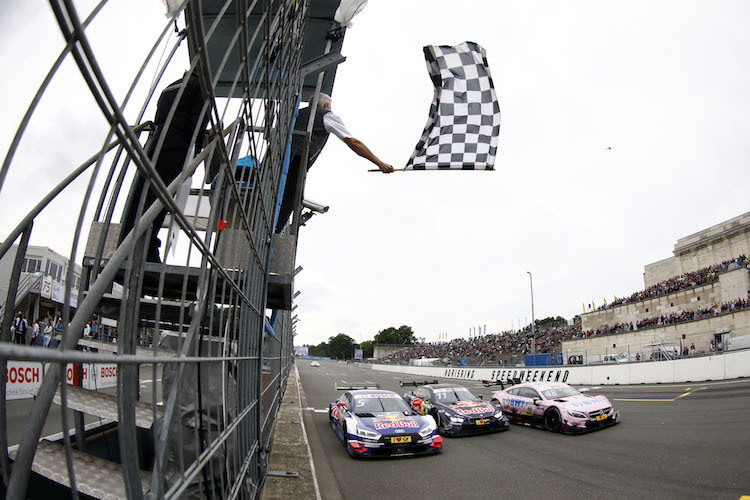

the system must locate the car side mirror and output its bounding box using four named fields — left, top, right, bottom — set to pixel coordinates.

left=337, top=401, right=346, bottom=407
